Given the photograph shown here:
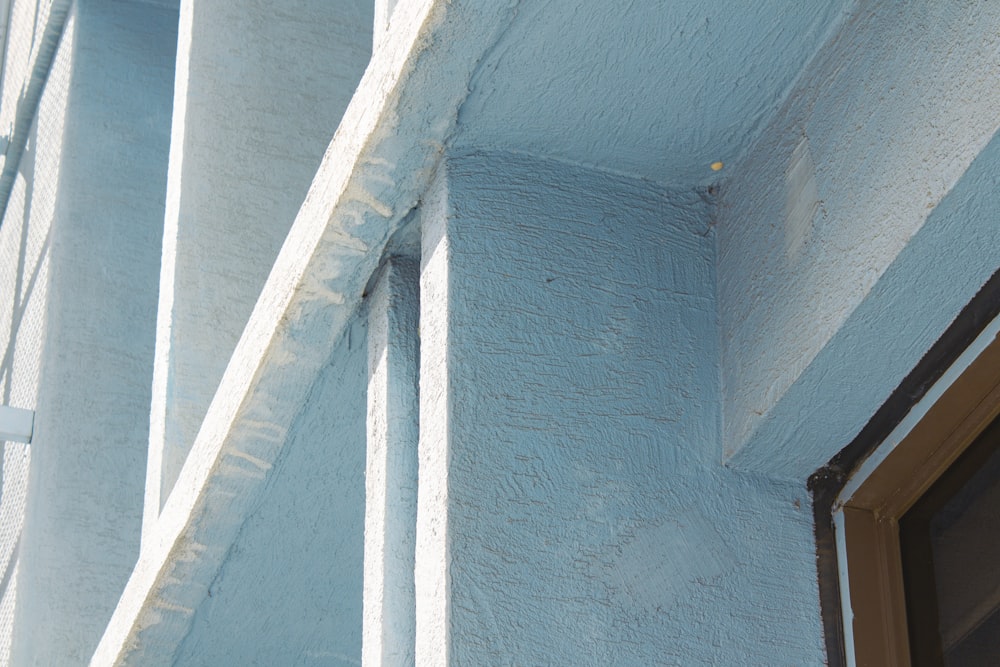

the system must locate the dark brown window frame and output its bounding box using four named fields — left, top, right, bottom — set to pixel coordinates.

left=811, top=268, right=1000, bottom=667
